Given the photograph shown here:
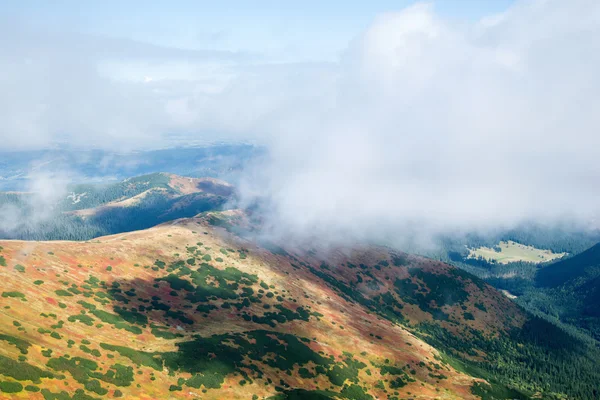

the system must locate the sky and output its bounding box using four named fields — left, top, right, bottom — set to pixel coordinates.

left=0, top=0, right=529, bottom=150
left=4, top=1, right=514, bottom=63
left=1, top=0, right=600, bottom=244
